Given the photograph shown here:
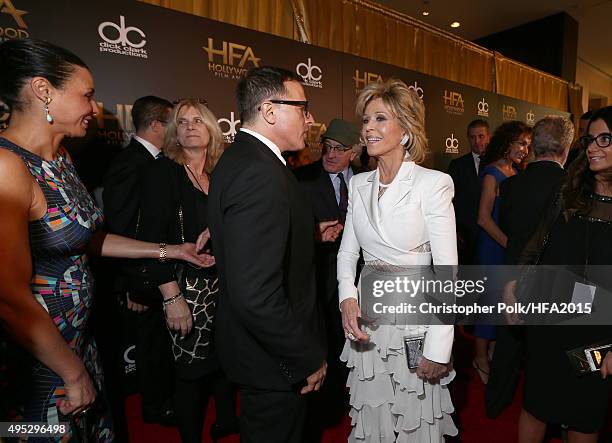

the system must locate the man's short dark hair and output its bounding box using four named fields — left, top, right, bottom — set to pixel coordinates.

left=236, top=66, right=301, bottom=125
left=467, top=119, right=489, bottom=134
left=531, top=116, right=574, bottom=158
left=581, top=110, right=594, bottom=121
left=132, top=95, right=172, bottom=132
